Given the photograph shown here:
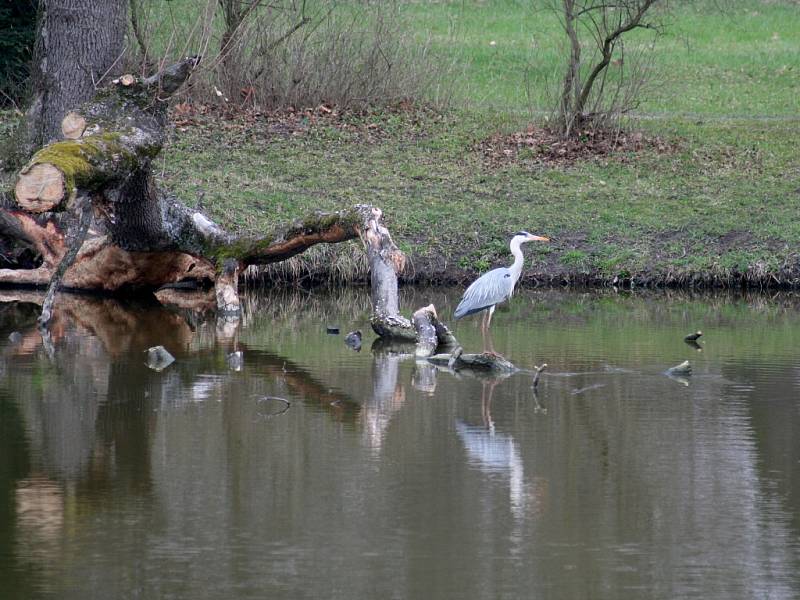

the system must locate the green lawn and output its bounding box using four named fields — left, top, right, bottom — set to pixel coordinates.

left=397, top=0, right=799, bottom=117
